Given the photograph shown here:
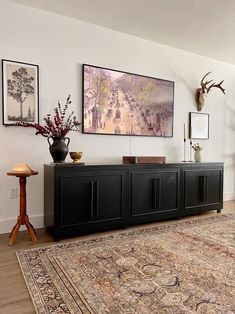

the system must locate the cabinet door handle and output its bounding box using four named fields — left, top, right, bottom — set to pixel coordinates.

left=156, top=177, right=161, bottom=209
left=152, top=178, right=157, bottom=209
left=95, top=181, right=100, bottom=217
left=90, top=181, right=94, bottom=217
left=203, top=175, right=208, bottom=202
left=199, top=175, right=208, bottom=202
